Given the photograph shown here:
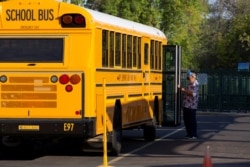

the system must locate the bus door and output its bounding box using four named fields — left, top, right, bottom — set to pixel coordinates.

left=142, top=41, right=150, bottom=98
left=162, top=45, right=181, bottom=126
